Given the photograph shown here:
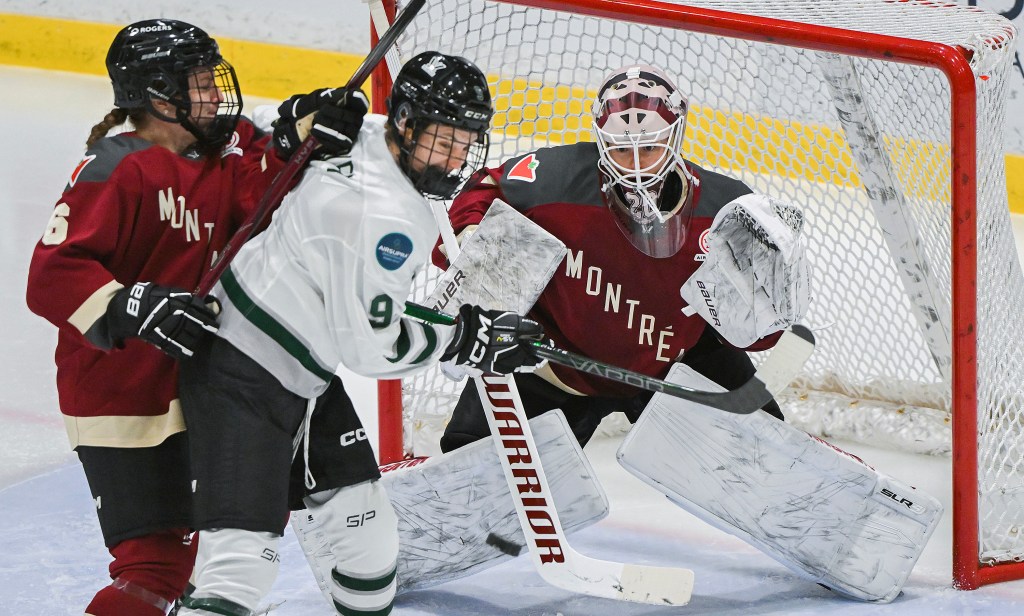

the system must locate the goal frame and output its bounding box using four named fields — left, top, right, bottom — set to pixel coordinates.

left=370, top=0, right=1017, bottom=591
